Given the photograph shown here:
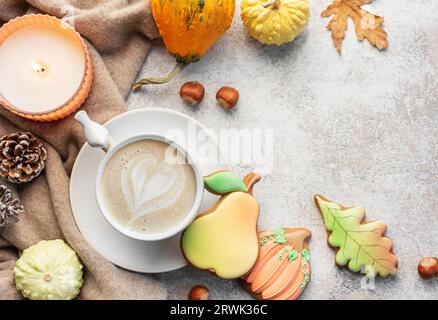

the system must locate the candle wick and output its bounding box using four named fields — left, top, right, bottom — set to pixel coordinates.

left=31, top=62, right=47, bottom=75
